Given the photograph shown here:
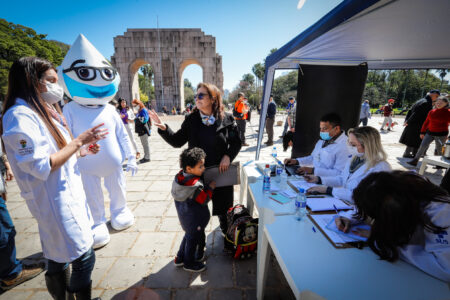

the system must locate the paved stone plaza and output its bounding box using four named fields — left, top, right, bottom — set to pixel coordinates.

left=0, top=112, right=445, bottom=300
